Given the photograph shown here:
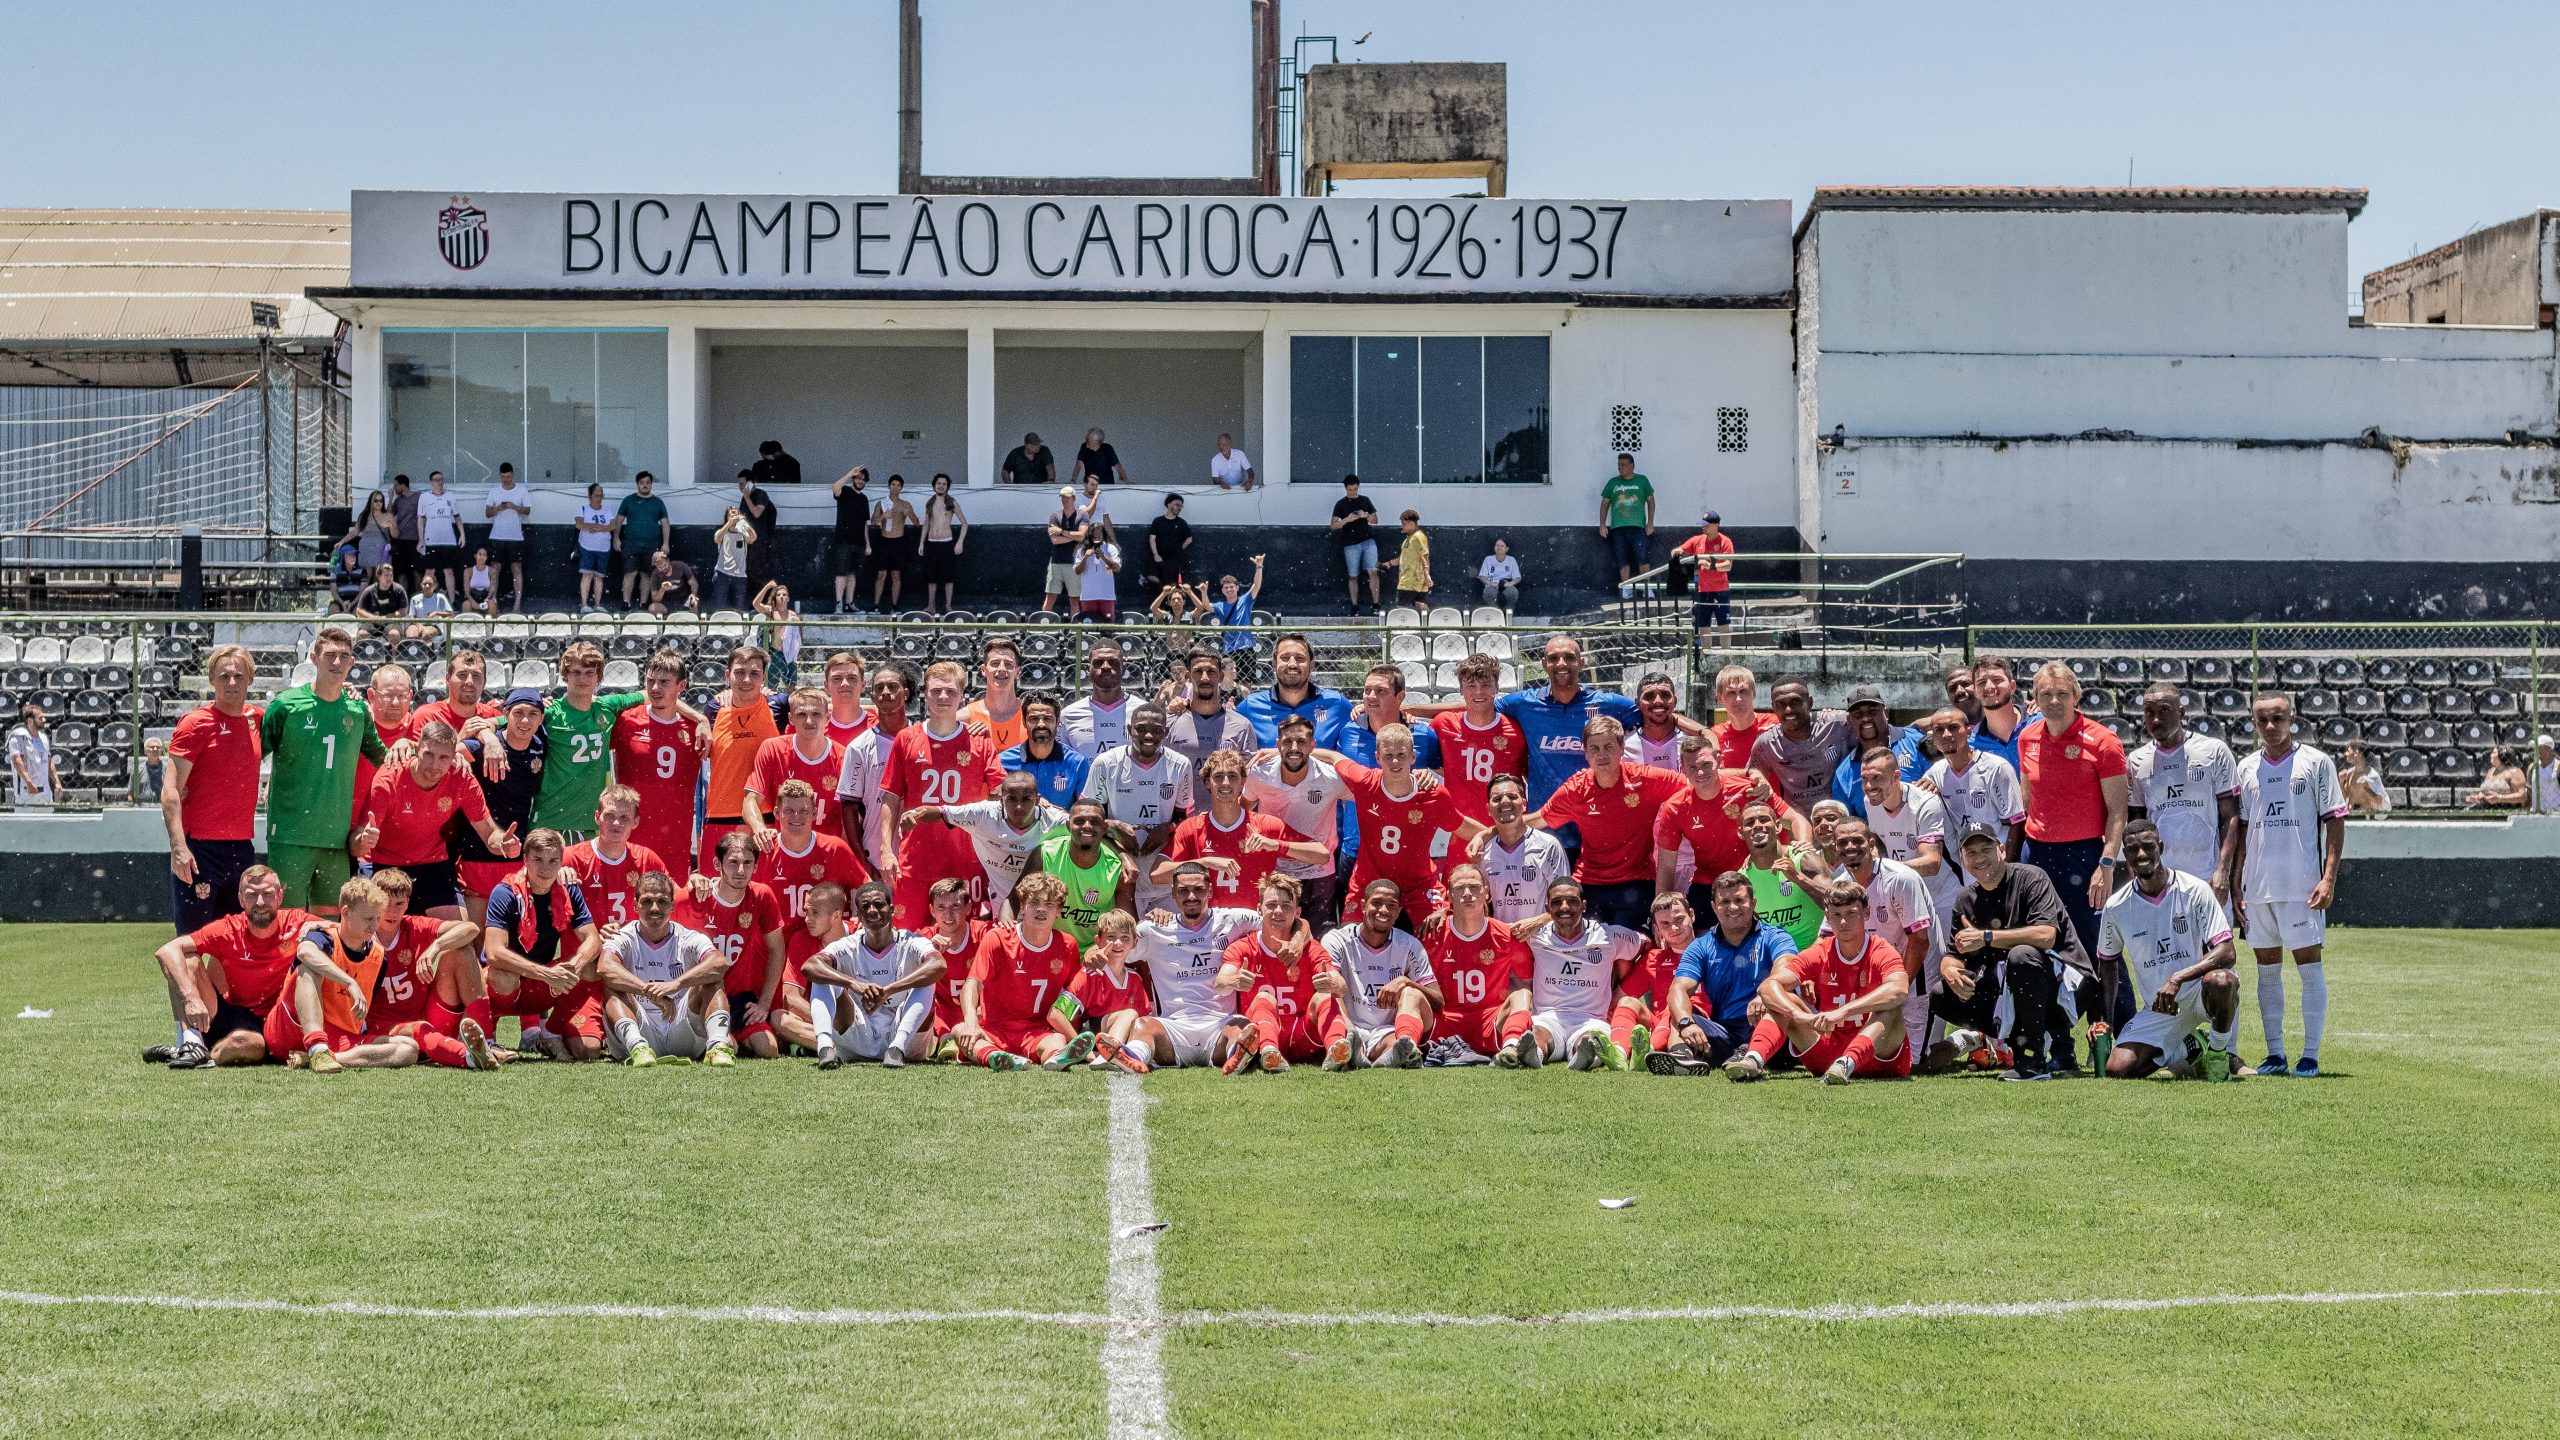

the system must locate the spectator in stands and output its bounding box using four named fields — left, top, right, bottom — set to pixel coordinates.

left=407, top=571, right=453, bottom=636
left=1673, top=510, right=1735, bottom=645
left=754, top=581, right=802, bottom=686
left=418, top=470, right=463, bottom=600
left=2464, top=747, right=2527, bottom=809
left=1330, top=475, right=1383, bottom=615
left=137, top=735, right=167, bottom=805
left=484, top=463, right=532, bottom=612
left=828, top=466, right=871, bottom=614
left=1004, top=431, right=1055, bottom=488
left=870, top=474, right=919, bottom=613
left=353, top=564, right=410, bottom=633
left=710, top=504, right=756, bottom=612
left=2532, top=736, right=2560, bottom=814
left=1971, top=656, right=2027, bottom=768
left=920, top=473, right=968, bottom=615
left=2340, top=742, right=2391, bottom=816
left=646, top=550, right=699, bottom=615
left=345, top=491, right=396, bottom=578
left=1073, top=427, right=1128, bottom=487
left=1209, top=432, right=1255, bottom=491
left=1383, top=509, right=1432, bottom=610
left=462, top=548, right=500, bottom=616
left=1146, top=494, right=1193, bottom=599
left=735, top=469, right=776, bottom=593
left=329, top=539, right=365, bottom=612
left=1075, top=528, right=1122, bottom=621
left=752, top=438, right=802, bottom=486
left=1478, top=538, right=1521, bottom=611
left=1210, top=558, right=1264, bottom=683
left=388, top=474, right=422, bottom=590
left=9, top=703, right=58, bottom=808
left=1600, top=453, right=1656, bottom=584
left=1076, top=473, right=1116, bottom=546
left=1150, top=577, right=1209, bottom=625
left=614, top=470, right=671, bottom=611
left=1042, top=487, right=1088, bottom=617
left=573, top=482, right=614, bottom=609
